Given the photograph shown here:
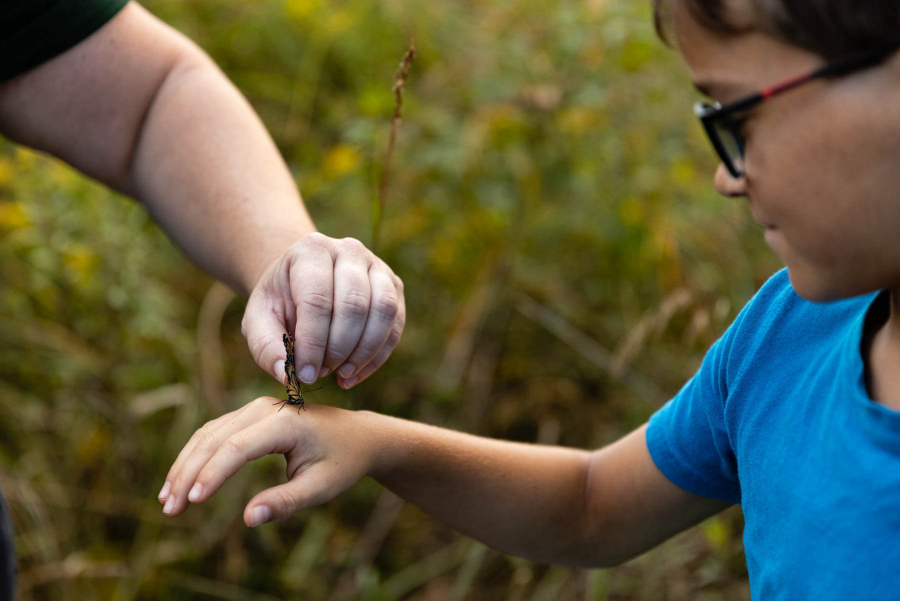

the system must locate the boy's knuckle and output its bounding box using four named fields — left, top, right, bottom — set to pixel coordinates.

left=223, top=434, right=245, bottom=456
left=252, top=396, right=274, bottom=410
left=172, top=473, right=190, bottom=493
left=274, top=488, right=301, bottom=514
left=192, top=422, right=213, bottom=443
left=195, top=430, right=219, bottom=453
